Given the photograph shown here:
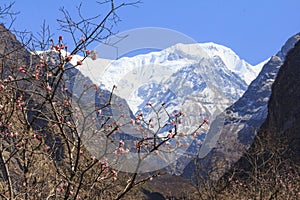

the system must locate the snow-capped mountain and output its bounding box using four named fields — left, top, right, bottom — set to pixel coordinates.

left=78, top=42, right=263, bottom=117
left=76, top=42, right=264, bottom=143
left=74, top=42, right=266, bottom=173
left=79, top=43, right=259, bottom=134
